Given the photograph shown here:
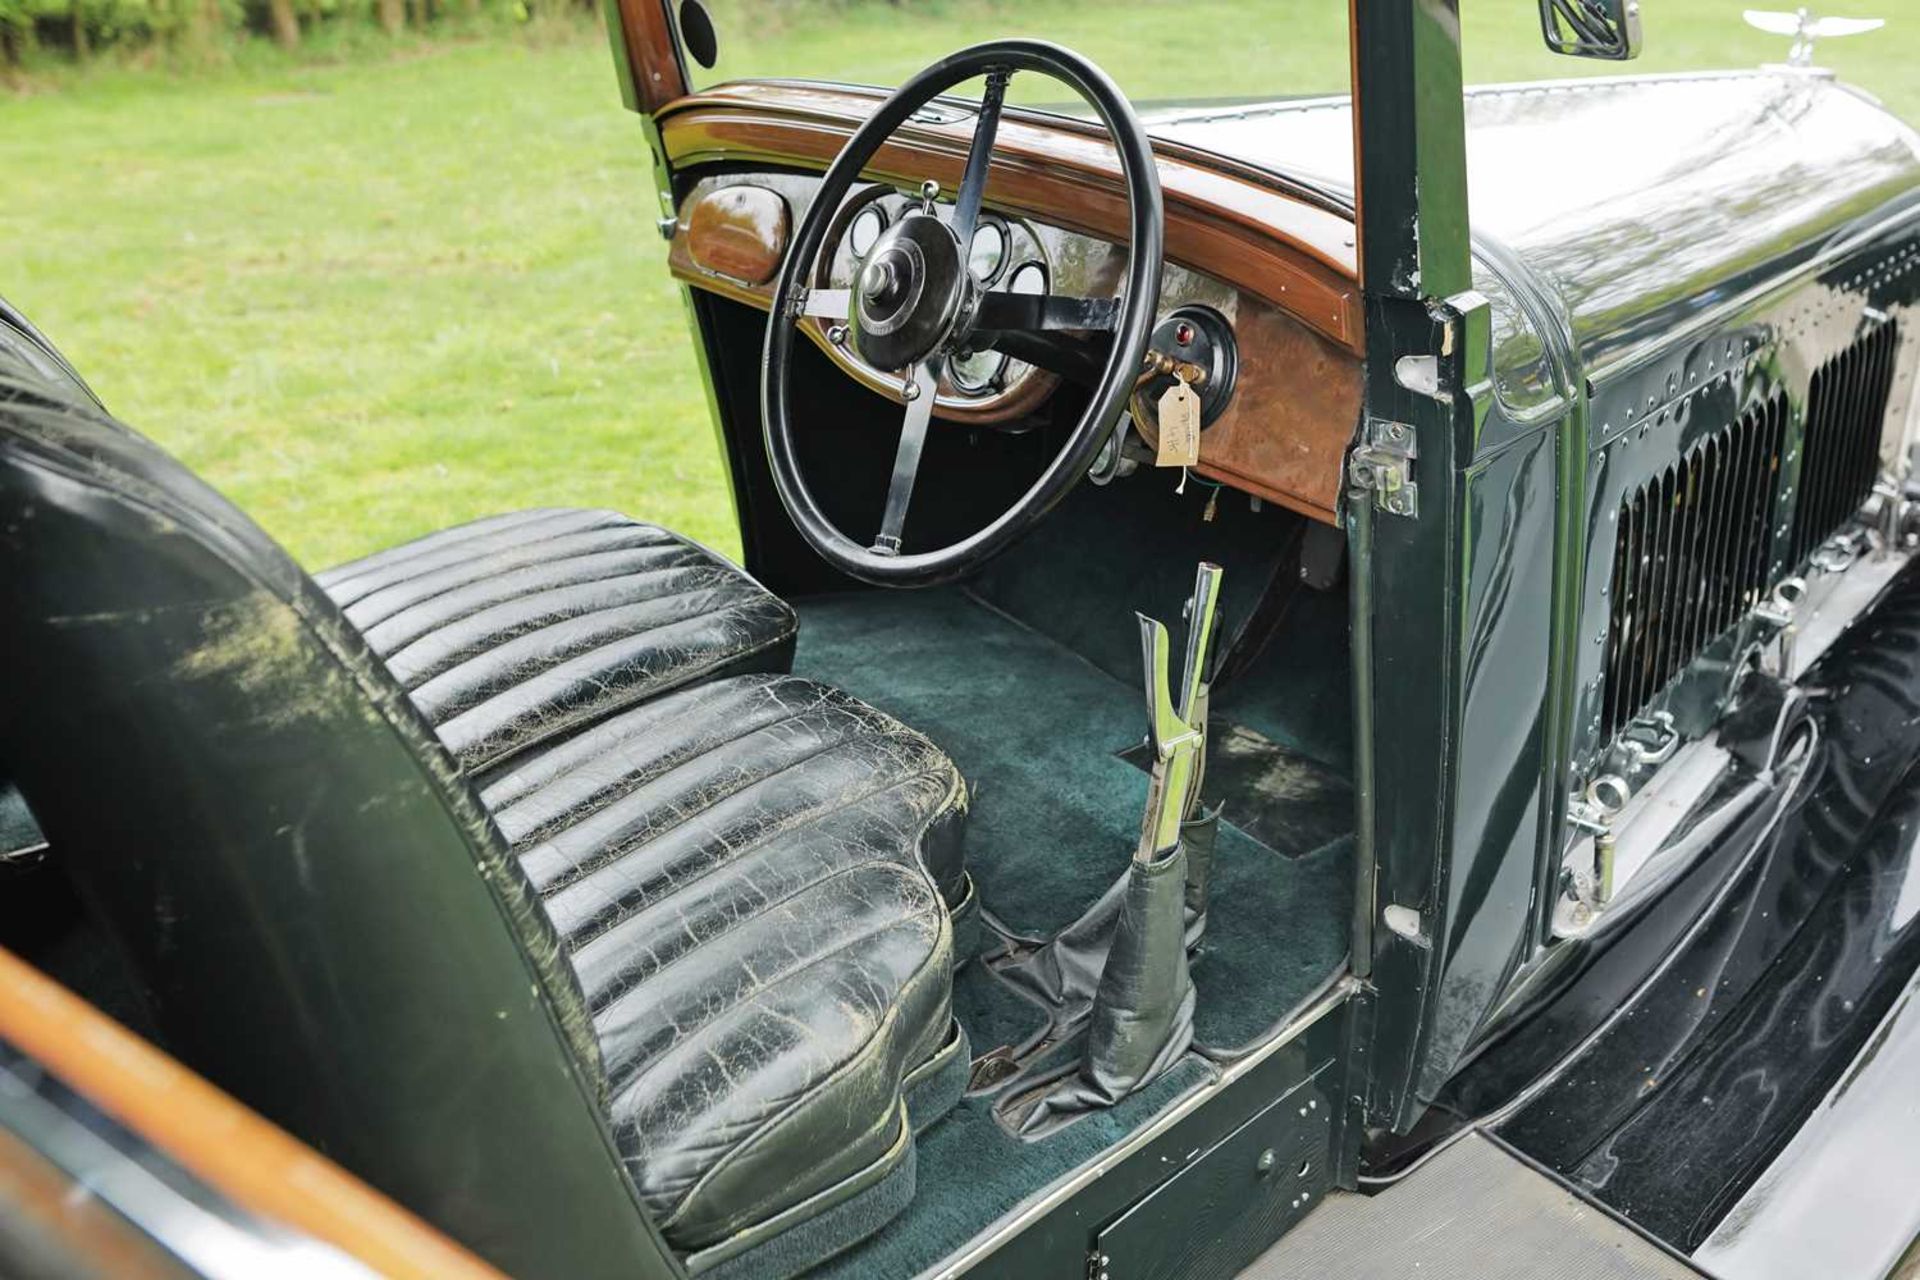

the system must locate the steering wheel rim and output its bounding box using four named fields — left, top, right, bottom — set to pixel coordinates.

left=761, top=40, right=1165, bottom=587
